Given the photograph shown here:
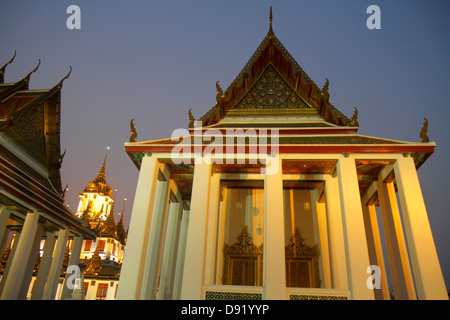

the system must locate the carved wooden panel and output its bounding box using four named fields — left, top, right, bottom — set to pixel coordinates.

left=285, top=227, right=321, bottom=288
left=223, top=226, right=263, bottom=286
